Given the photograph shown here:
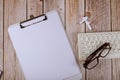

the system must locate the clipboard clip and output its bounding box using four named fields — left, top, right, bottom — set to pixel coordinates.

left=20, top=14, right=47, bottom=28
